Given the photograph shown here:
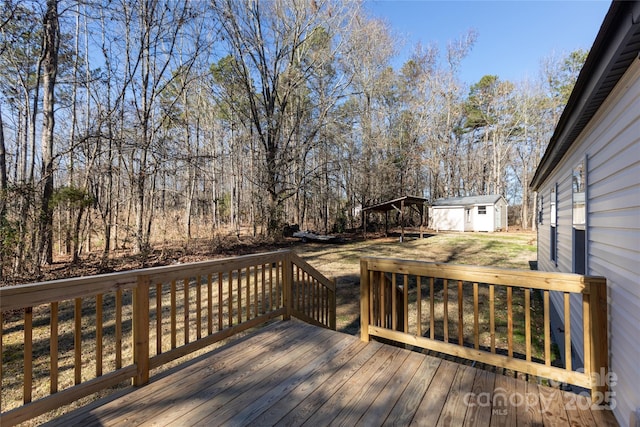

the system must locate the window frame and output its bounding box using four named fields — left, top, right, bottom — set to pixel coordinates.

left=572, top=160, right=587, bottom=274
left=550, top=184, right=557, bottom=264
